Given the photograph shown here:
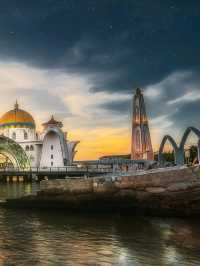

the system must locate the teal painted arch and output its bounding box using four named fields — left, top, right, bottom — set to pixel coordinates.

left=180, top=127, right=200, bottom=149
left=0, top=135, right=30, bottom=169
left=159, top=135, right=178, bottom=154
left=179, top=126, right=200, bottom=164
left=158, top=134, right=179, bottom=165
